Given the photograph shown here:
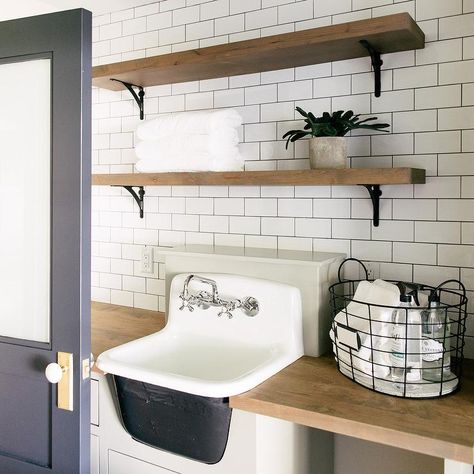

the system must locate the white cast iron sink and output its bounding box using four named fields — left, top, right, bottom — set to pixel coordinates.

left=97, top=273, right=304, bottom=397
